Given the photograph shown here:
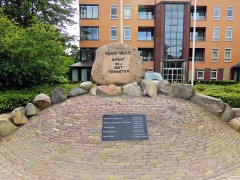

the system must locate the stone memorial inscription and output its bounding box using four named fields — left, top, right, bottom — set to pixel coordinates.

left=102, top=114, right=148, bottom=141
